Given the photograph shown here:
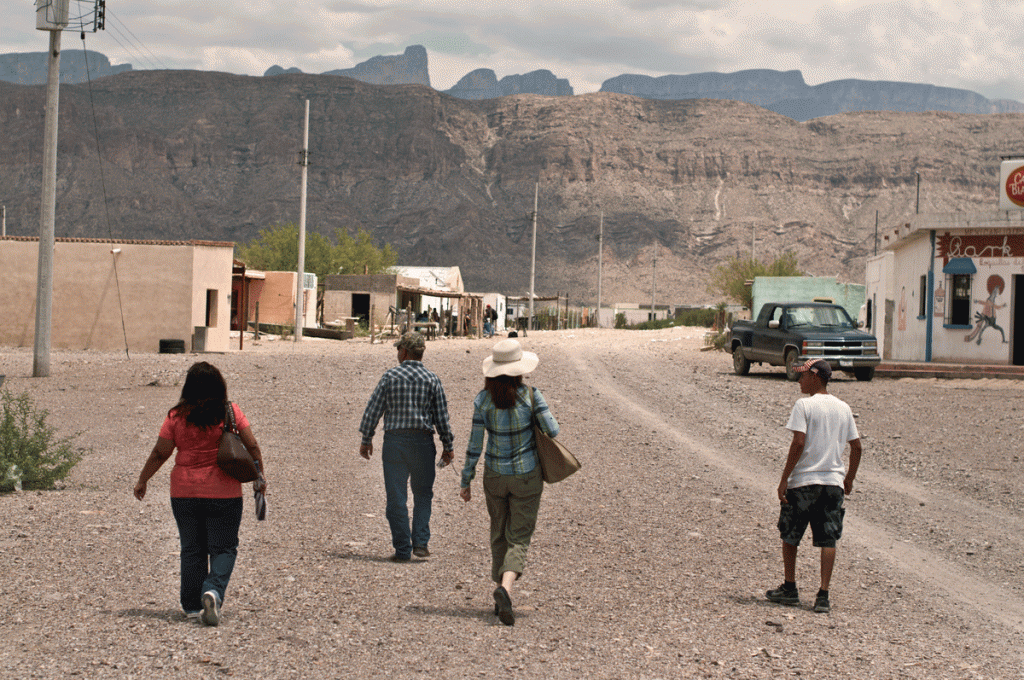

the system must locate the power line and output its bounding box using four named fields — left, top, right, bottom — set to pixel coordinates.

left=105, top=9, right=171, bottom=70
